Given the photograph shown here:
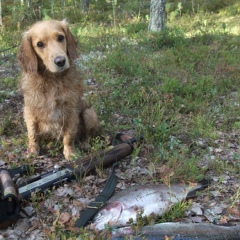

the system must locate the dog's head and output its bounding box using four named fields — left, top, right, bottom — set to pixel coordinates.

left=18, top=20, right=78, bottom=74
